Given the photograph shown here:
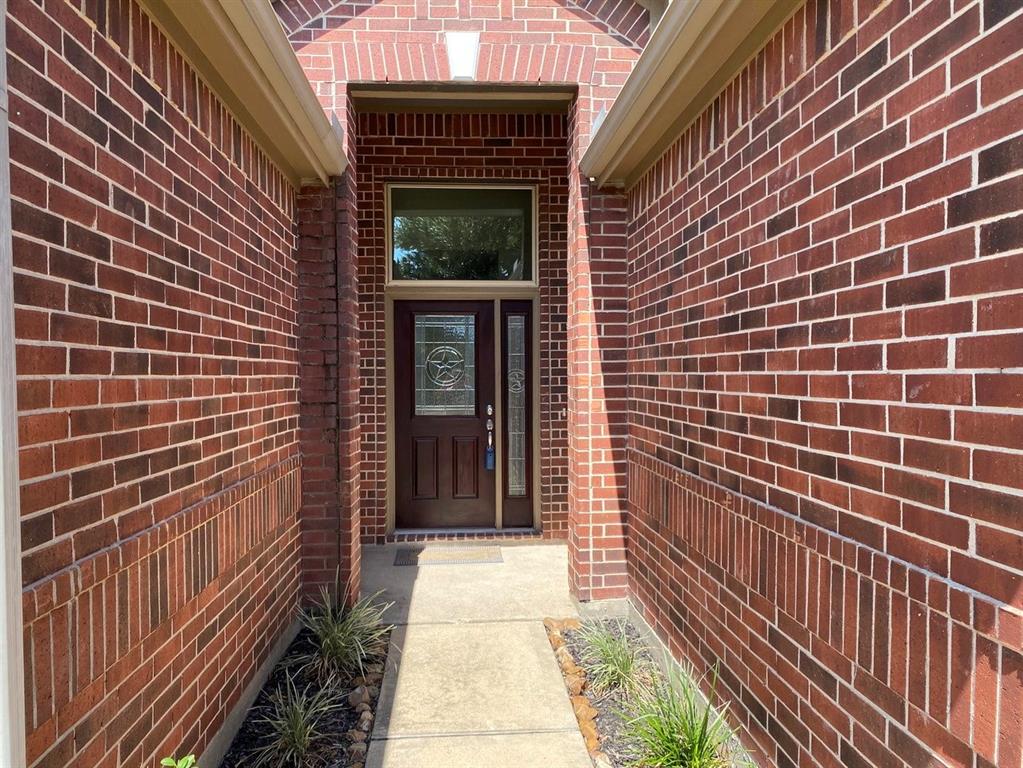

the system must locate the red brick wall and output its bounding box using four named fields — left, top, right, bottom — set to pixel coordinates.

left=625, top=0, right=1023, bottom=766
left=275, top=0, right=648, bottom=121
left=296, top=106, right=361, bottom=594
left=336, top=103, right=362, bottom=592
left=566, top=103, right=631, bottom=600
left=354, top=111, right=570, bottom=540
left=9, top=0, right=302, bottom=763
